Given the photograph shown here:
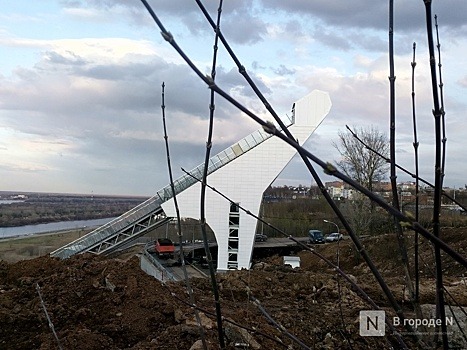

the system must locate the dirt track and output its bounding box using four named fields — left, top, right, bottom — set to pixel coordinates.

left=0, top=228, right=466, bottom=349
